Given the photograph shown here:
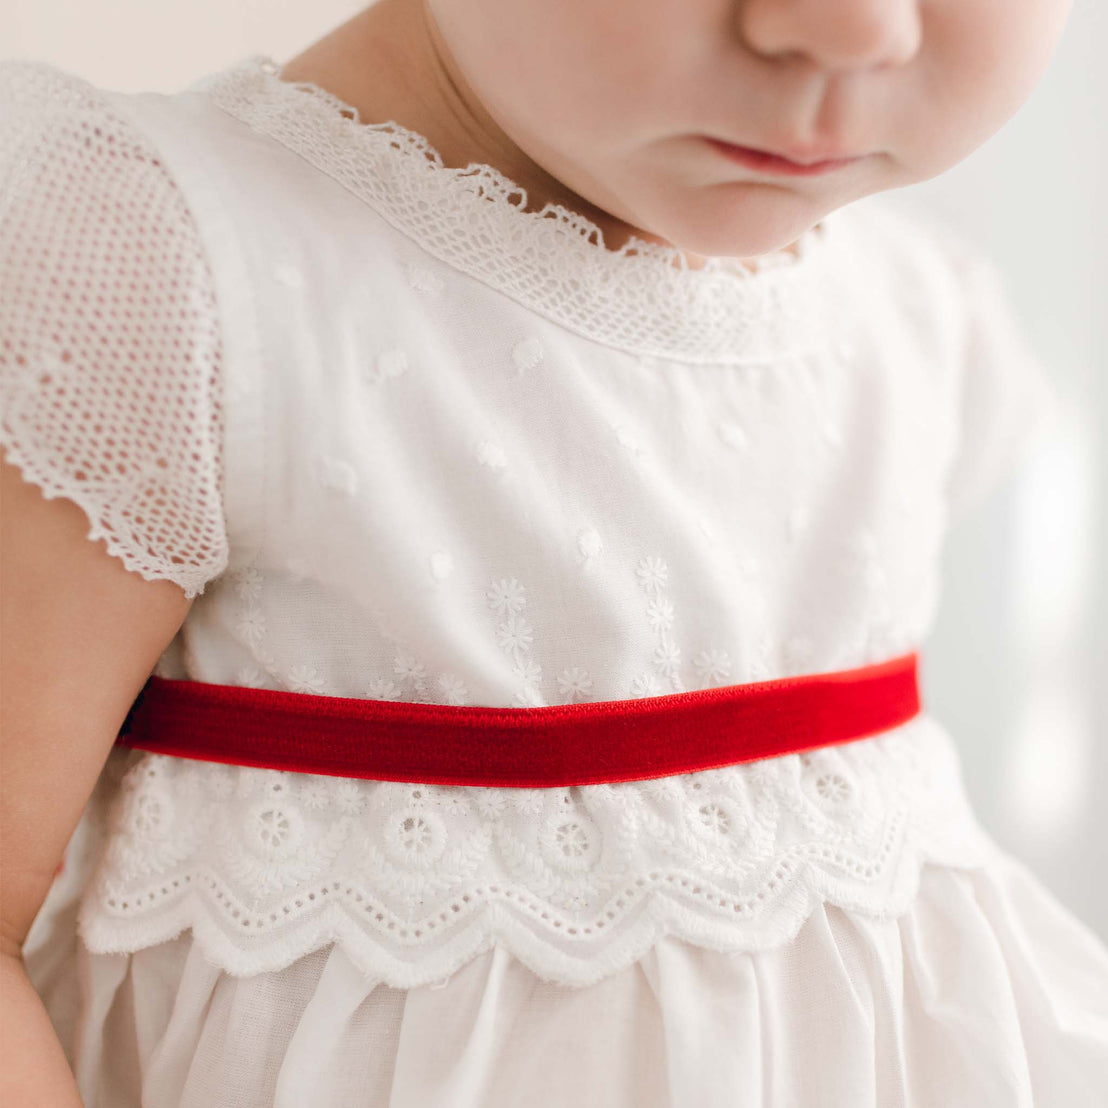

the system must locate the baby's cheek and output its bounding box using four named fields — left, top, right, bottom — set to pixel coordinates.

left=935, top=0, right=1069, bottom=132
